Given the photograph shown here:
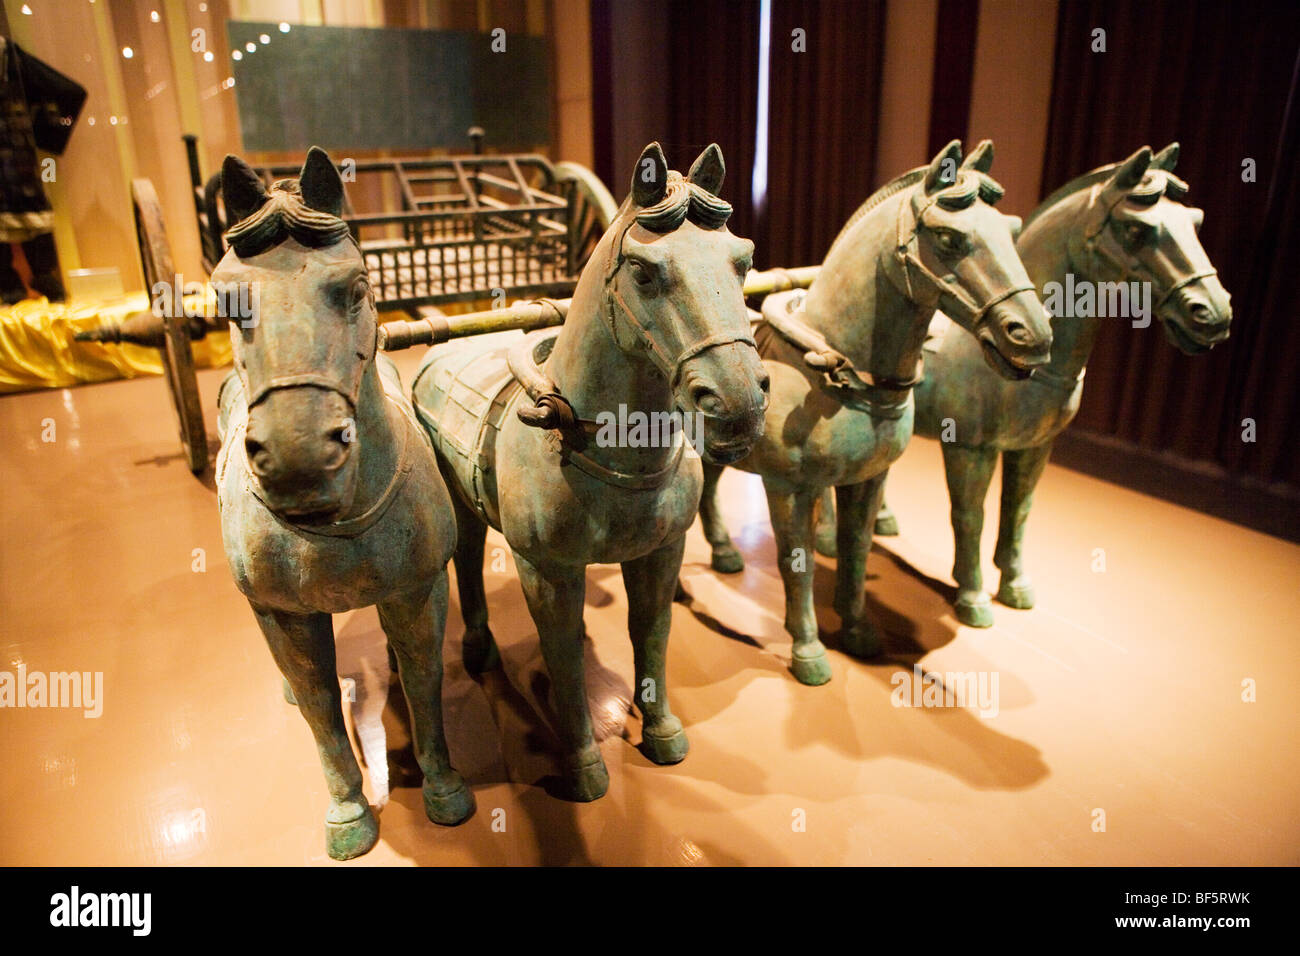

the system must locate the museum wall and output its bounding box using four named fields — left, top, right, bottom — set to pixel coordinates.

left=2, top=0, right=572, bottom=292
